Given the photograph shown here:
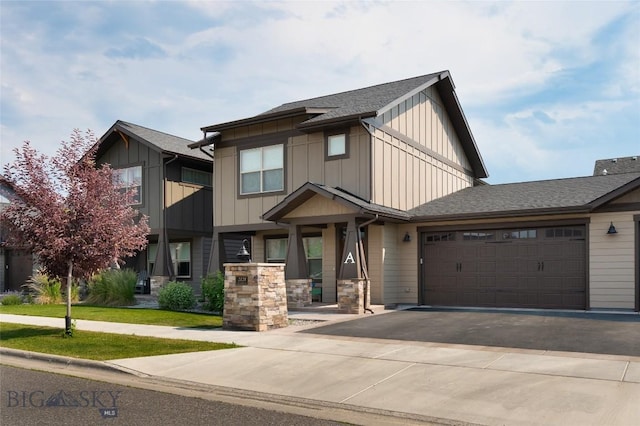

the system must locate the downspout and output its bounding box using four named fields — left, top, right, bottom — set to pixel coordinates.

left=163, top=154, right=179, bottom=280
left=359, top=117, right=375, bottom=204
left=358, top=214, right=378, bottom=314
left=202, top=131, right=217, bottom=274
